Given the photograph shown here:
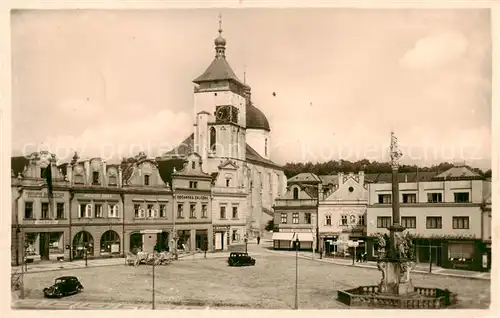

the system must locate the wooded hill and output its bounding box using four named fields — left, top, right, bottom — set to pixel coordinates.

left=282, top=160, right=492, bottom=180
